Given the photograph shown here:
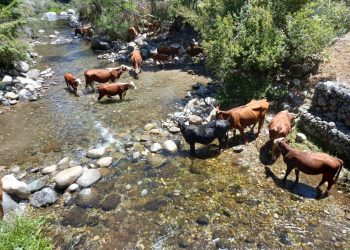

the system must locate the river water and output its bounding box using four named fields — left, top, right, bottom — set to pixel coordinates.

left=1, top=21, right=350, bottom=249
